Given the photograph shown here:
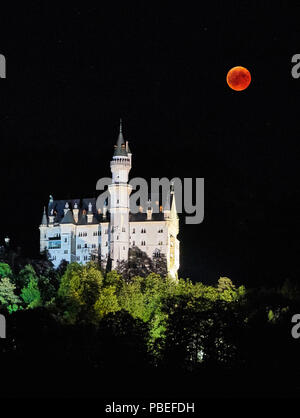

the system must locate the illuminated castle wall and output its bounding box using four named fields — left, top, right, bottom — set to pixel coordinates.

left=39, top=123, right=180, bottom=277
